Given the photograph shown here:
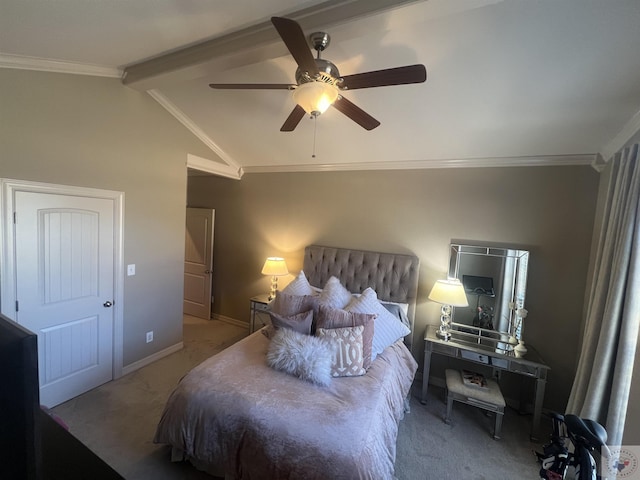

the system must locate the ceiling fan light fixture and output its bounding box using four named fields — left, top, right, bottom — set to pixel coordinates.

left=292, top=81, right=339, bottom=116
